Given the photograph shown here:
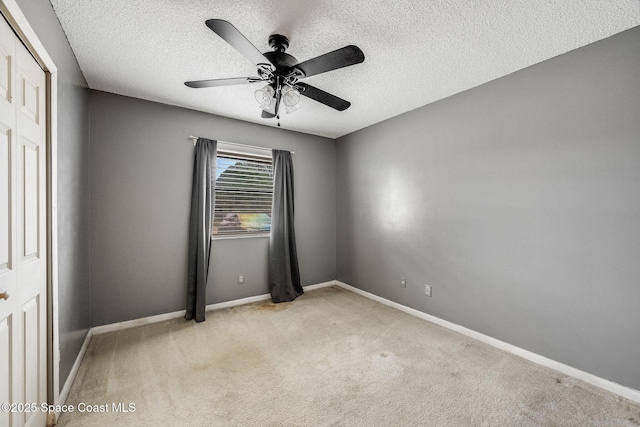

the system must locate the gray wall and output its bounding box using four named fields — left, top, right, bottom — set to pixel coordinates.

left=14, top=0, right=92, bottom=392
left=336, top=26, right=640, bottom=391
left=89, top=91, right=336, bottom=326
